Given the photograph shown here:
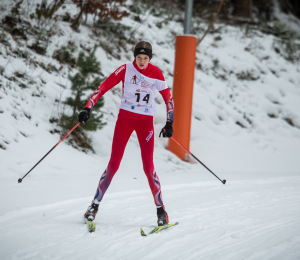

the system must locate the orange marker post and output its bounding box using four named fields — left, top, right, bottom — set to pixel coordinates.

left=168, top=35, right=197, bottom=161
